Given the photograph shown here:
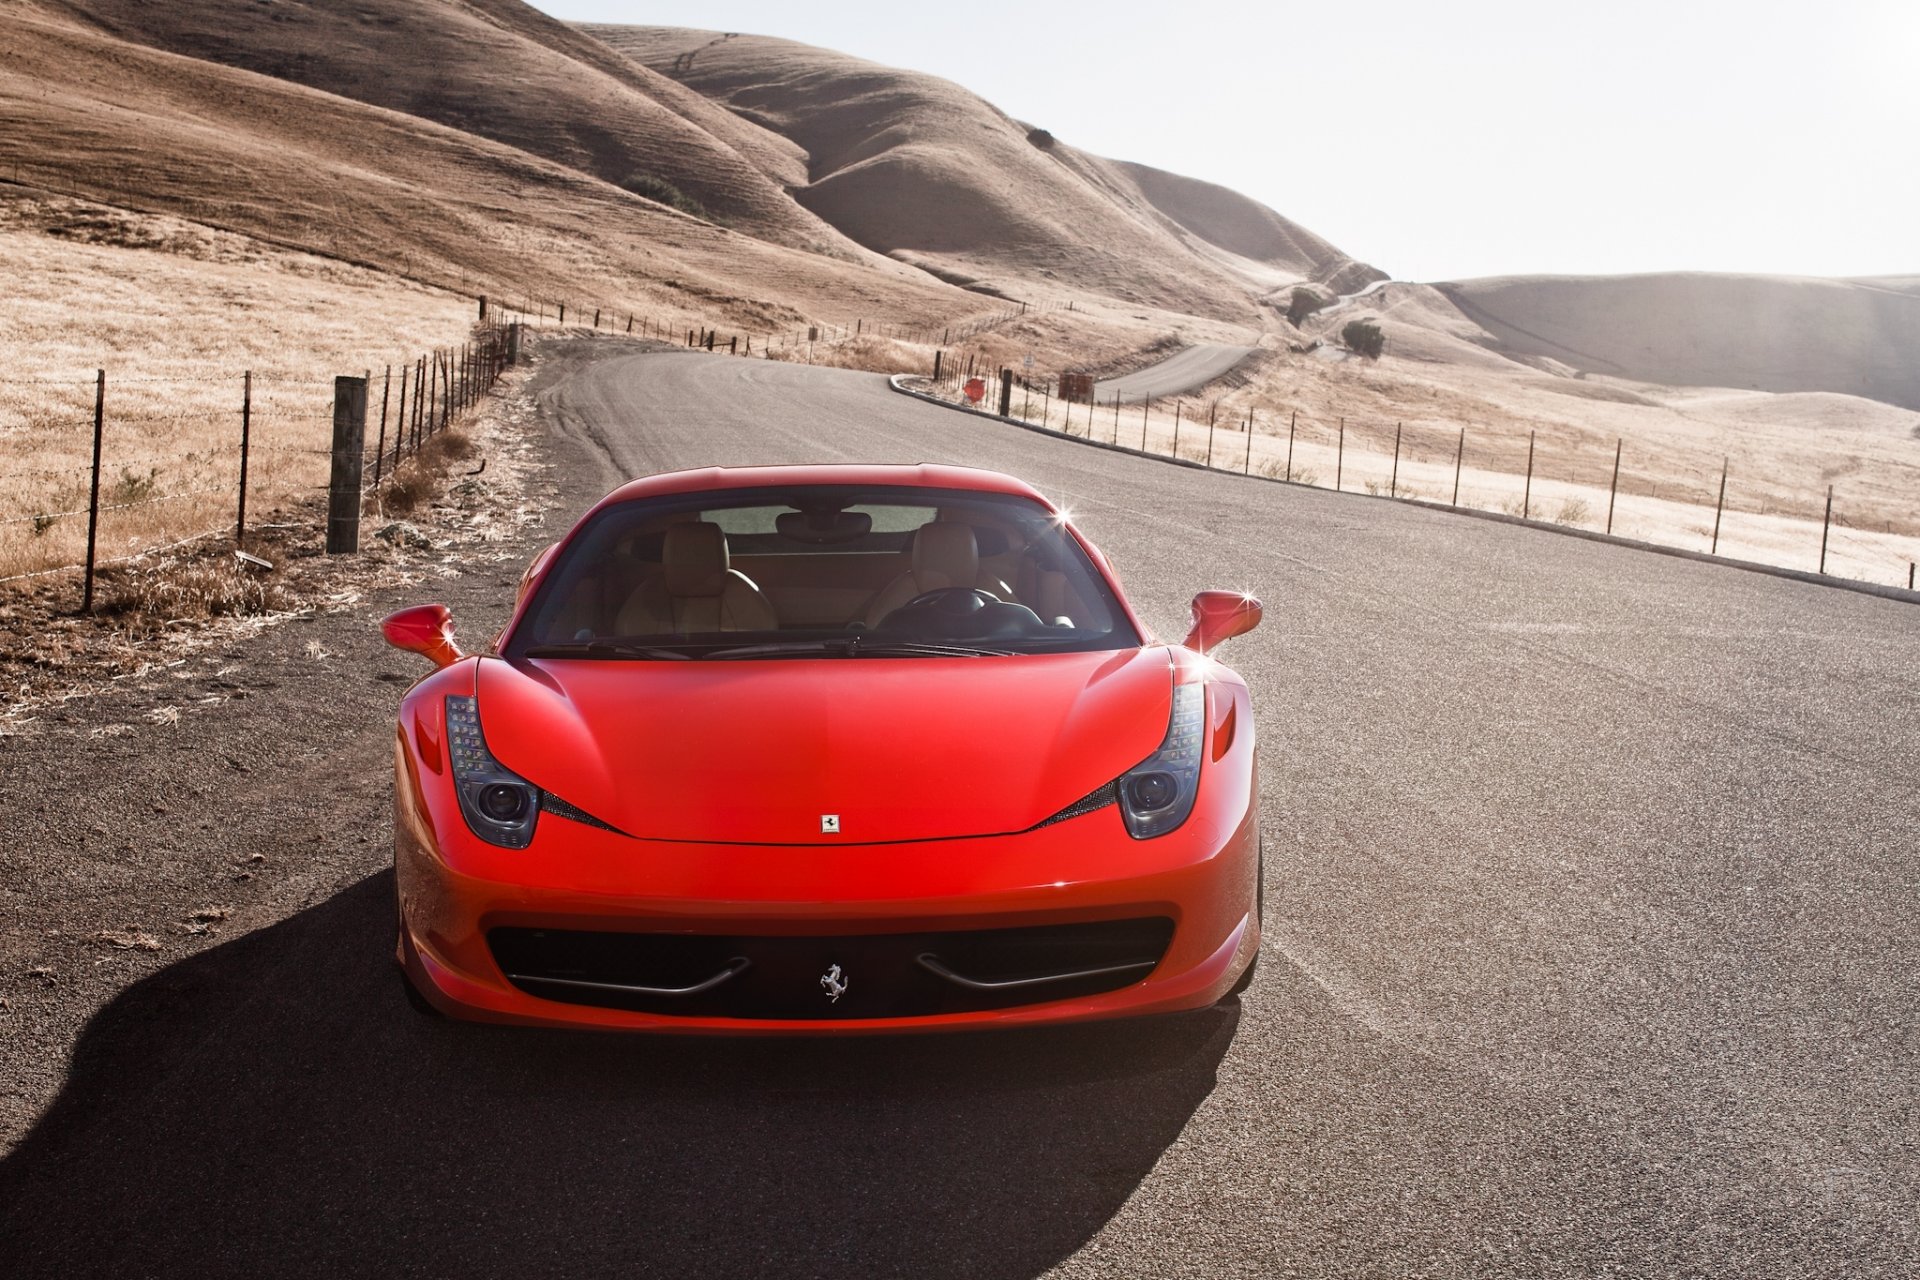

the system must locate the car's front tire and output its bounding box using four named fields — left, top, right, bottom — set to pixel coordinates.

left=1224, top=835, right=1263, bottom=999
